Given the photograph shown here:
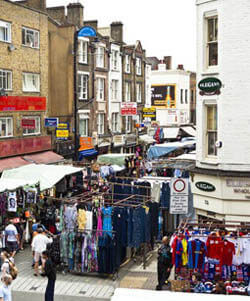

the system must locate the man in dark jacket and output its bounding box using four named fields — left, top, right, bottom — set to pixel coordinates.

left=156, top=236, right=172, bottom=290
left=42, top=250, right=56, bottom=301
